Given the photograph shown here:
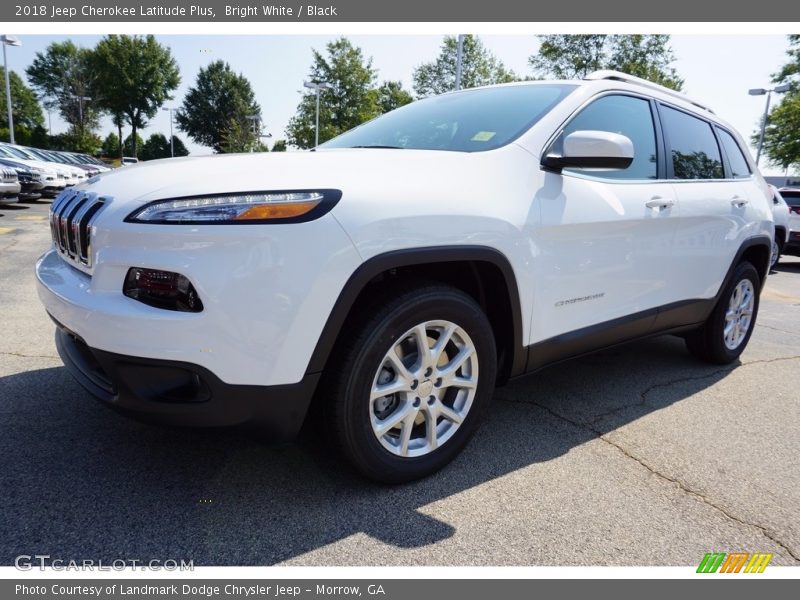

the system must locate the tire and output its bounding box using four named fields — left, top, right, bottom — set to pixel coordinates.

left=685, top=261, right=760, bottom=364
left=325, top=284, right=497, bottom=483
left=770, top=238, right=783, bottom=270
